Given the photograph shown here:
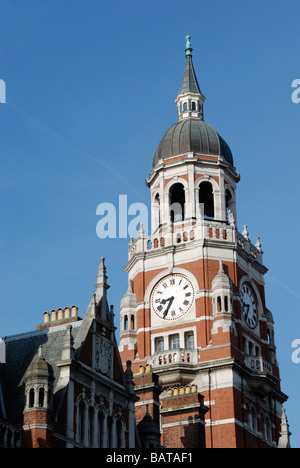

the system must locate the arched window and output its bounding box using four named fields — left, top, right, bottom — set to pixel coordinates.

left=124, top=315, right=128, bottom=331
left=107, top=415, right=113, bottom=447
left=78, top=400, right=86, bottom=445
left=116, top=419, right=125, bottom=448
left=251, top=407, right=257, bottom=432
left=169, top=183, right=185, bottom=223
left=265, top=416, right=272, bottom=441
left=98, top=411, right=105, bottom=448
left=183, top=102, right=187, bottom=112
left=260, top=413, right=266, bottom=439
left=89, top=406, right=95, bottom=447
left=199, top=182, right=214, bottom=219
